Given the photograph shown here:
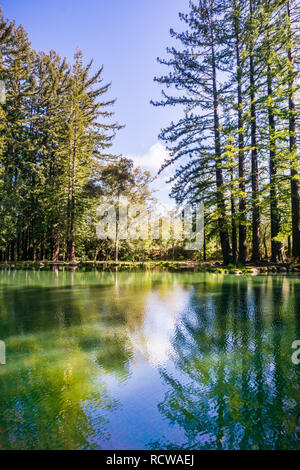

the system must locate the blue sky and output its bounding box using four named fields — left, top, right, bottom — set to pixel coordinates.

left=1, top=0, right=189, bottom=201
